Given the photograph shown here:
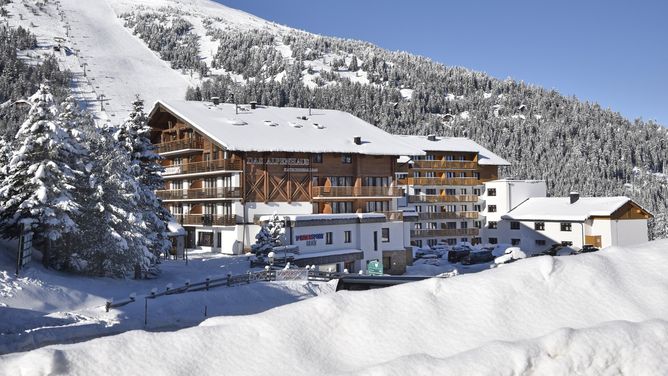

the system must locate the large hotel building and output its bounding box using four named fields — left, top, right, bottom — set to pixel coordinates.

left=148, top=100, right=509, bottom=271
